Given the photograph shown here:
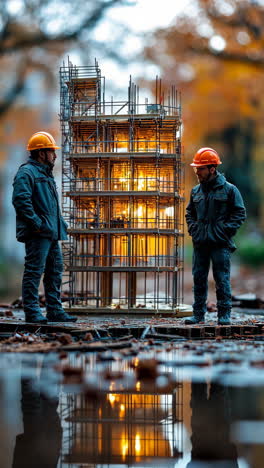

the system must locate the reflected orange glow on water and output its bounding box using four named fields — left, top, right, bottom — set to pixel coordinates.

left=64, top=389, right=179, bottom=463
